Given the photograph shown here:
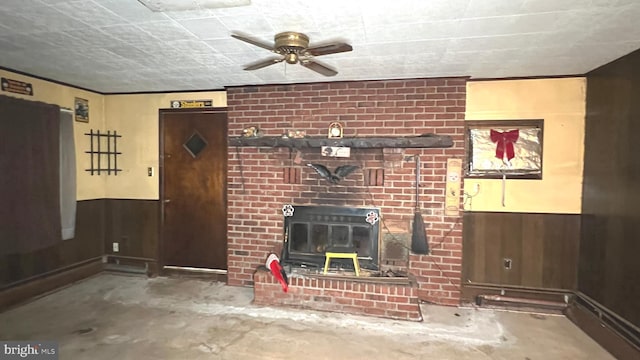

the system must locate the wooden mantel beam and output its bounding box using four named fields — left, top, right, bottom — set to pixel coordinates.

left=229, top=134, right=453, bottom=149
